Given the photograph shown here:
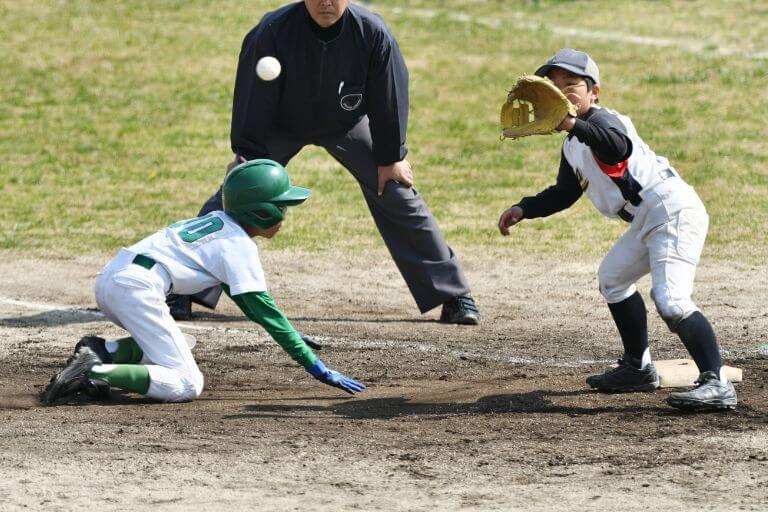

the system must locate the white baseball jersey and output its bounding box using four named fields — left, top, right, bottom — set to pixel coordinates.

left=128, top=211, right=267, bottom=296
left=562, top=106, right=674, bottom=221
